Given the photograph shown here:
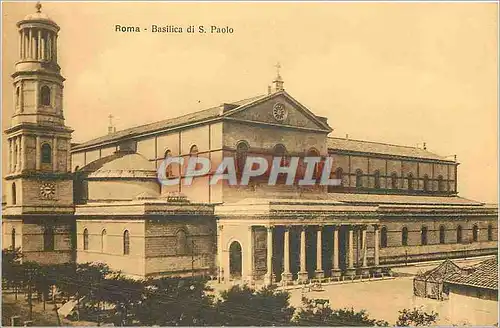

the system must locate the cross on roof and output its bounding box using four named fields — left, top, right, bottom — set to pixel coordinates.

left=108, top=114, right=114, bottom=125
left=275, top=62, right=281, bottom=77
